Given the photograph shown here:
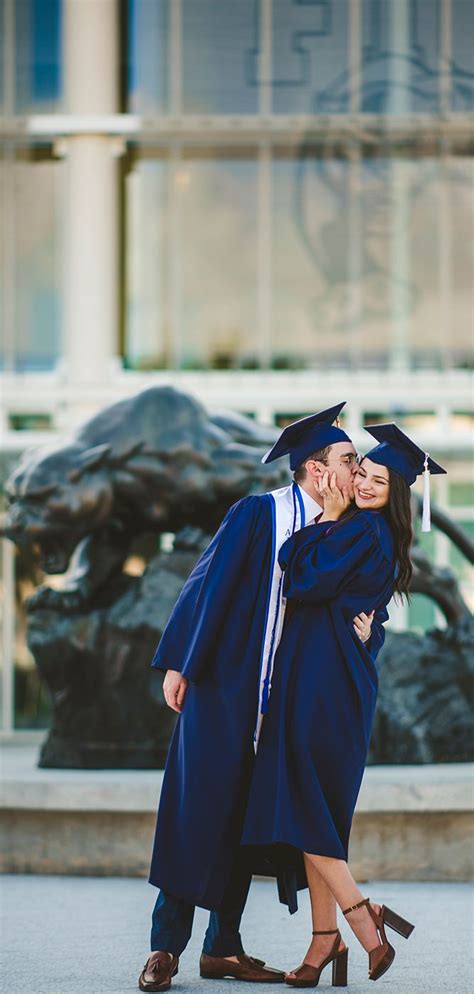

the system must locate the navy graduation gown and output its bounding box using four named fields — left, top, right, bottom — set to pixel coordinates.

left=149, top=495, right=276, bottom=909
left=149, top=497, right=388, bottom=913
left=241, top=510, right=395, bottom=864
